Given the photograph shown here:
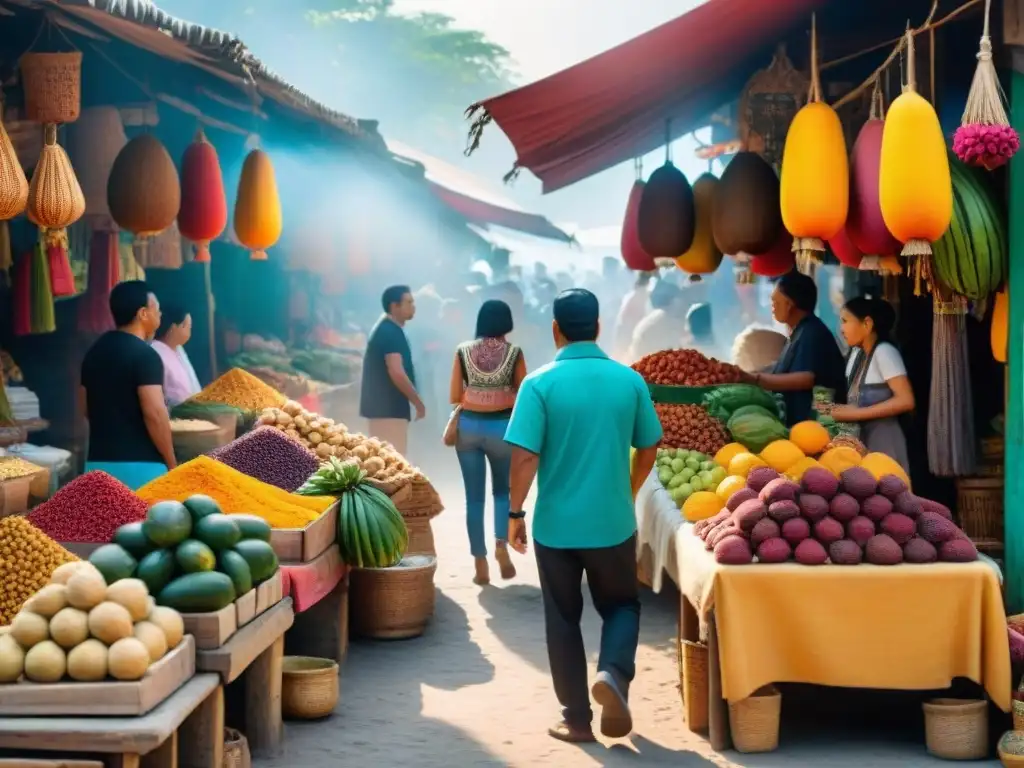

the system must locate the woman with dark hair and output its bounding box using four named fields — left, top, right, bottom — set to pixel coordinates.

left=151, top=303, right=201, bottom=407
left=446, top=299, right=528, bottom=585
left=747, top=270, right=847, bottom=425
left=831, top=296, right=913, bottom=471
